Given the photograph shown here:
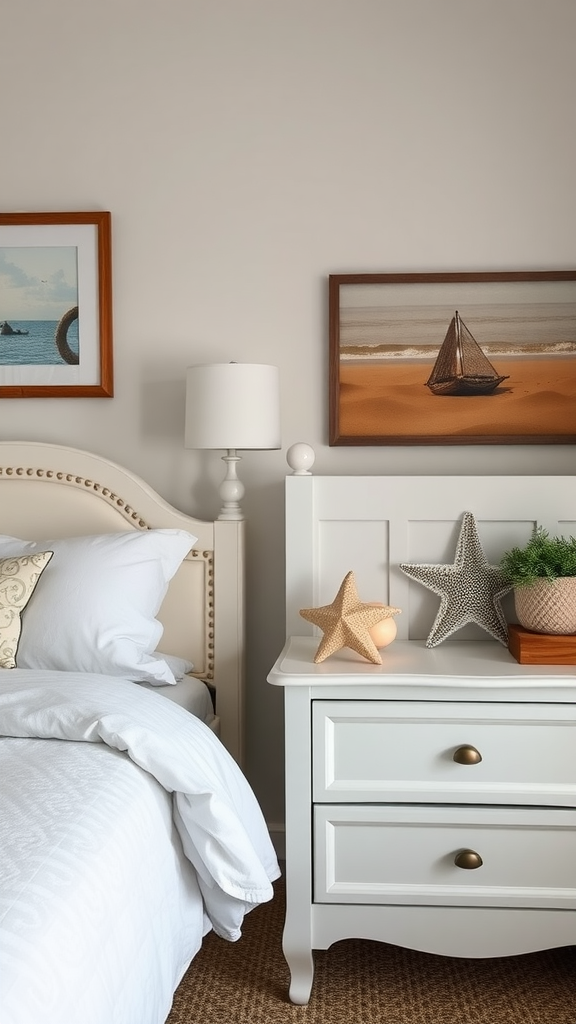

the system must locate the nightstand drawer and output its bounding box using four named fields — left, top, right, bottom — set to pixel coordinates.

left=312, top=700, right=576, bottom=805
left=314, top=804, right=576, bottom=907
